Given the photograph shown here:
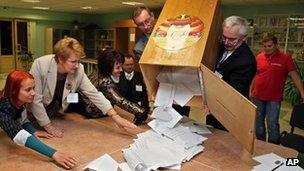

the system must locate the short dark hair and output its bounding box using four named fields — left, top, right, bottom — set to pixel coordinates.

left=132, top=6, right=153, bottom=21
left=97, top=48, right=124, bottom=76
left=262, top=34, right=278, bottom=45
left=124, top=53, right=136, bottom=60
